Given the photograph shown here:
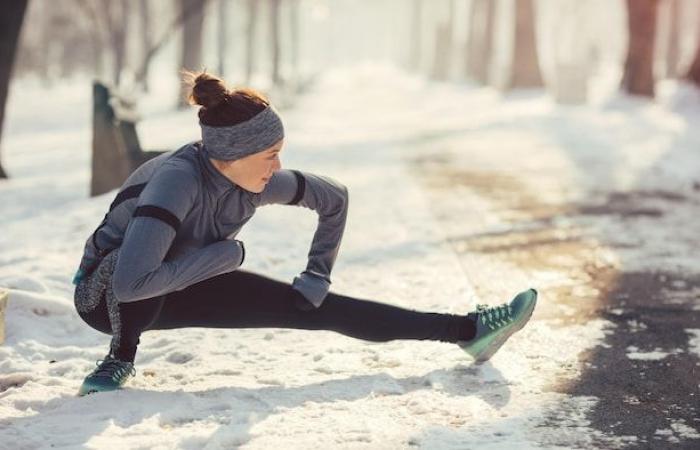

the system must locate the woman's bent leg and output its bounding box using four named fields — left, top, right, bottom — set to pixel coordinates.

left=151, top=269, right=471, bottom=343
left=74, top=249, right=166, bottom=362
left=76, top=288, right=165, bottom=362
left=112, top=297, right=165, bottom=362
